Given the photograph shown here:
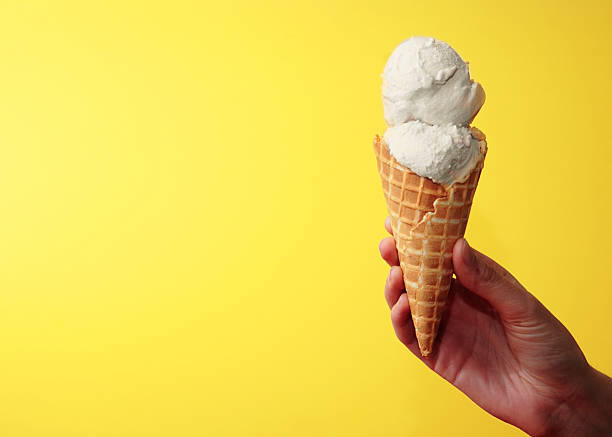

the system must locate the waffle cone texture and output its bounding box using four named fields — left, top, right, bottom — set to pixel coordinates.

left=374, top=130, right=487, bottom=356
